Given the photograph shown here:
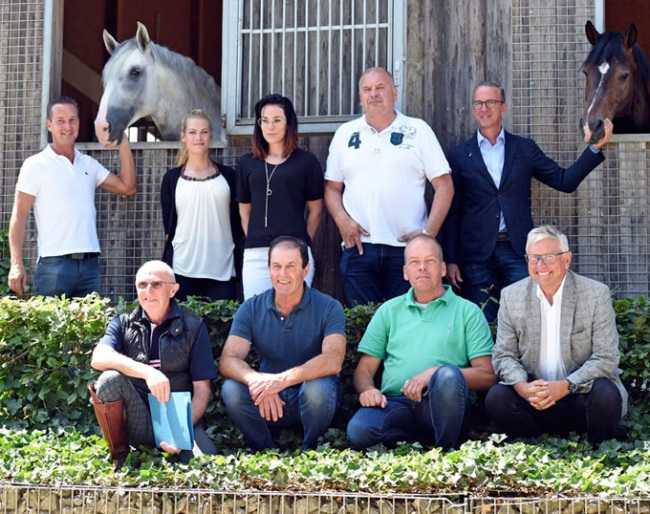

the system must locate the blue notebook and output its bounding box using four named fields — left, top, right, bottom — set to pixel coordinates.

left=148, top=392, right=194, bottom=451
